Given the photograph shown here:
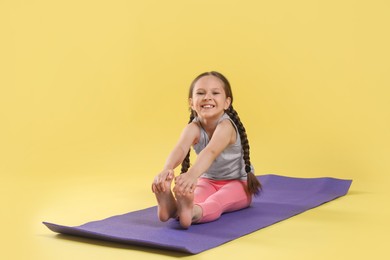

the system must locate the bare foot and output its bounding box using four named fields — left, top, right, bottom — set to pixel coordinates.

left=155, top=177, right=177, bottom=222
left=175, top=191, right=194, bottom=229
